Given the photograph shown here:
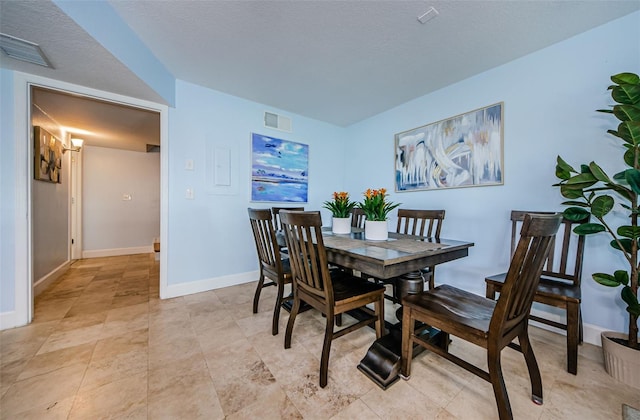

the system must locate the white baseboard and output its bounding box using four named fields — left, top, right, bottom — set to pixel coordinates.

left=0, top=310, right=27, bottom=330
left=33, top=261, right=72, bottom=297
left=529, top=307, right=606, bottom=347
left=162, top=270, right=259, bottom=299
left=82, top=246, right=153, bottom=259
